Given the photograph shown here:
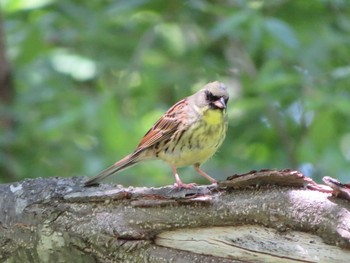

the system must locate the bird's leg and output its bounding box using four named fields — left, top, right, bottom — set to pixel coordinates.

left=193, top=163, right=217, bottom=184
left=171, top=166, right=196, bottom=189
